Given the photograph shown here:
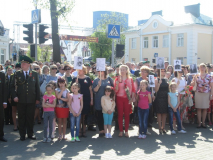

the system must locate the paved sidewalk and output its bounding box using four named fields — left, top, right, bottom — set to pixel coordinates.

left=1, top=121, right=213, bottom=160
